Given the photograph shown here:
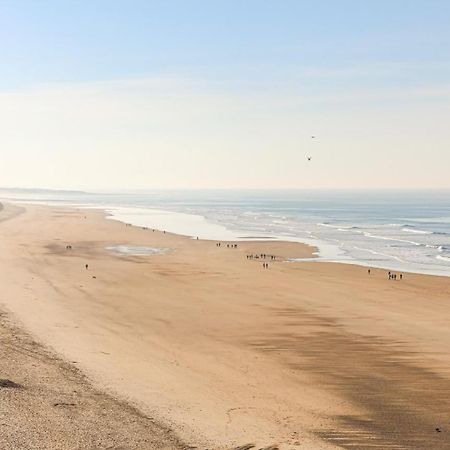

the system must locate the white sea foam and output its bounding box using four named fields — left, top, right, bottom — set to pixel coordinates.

left=318, top=222, right=341, bottom=229
left=406, top=216, right=450, bottom=224
left=352, top=246, right=405, bottom=262
left=362, top=232, right=422, bottom=246
left=402, top=228, right=432, bottom=235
